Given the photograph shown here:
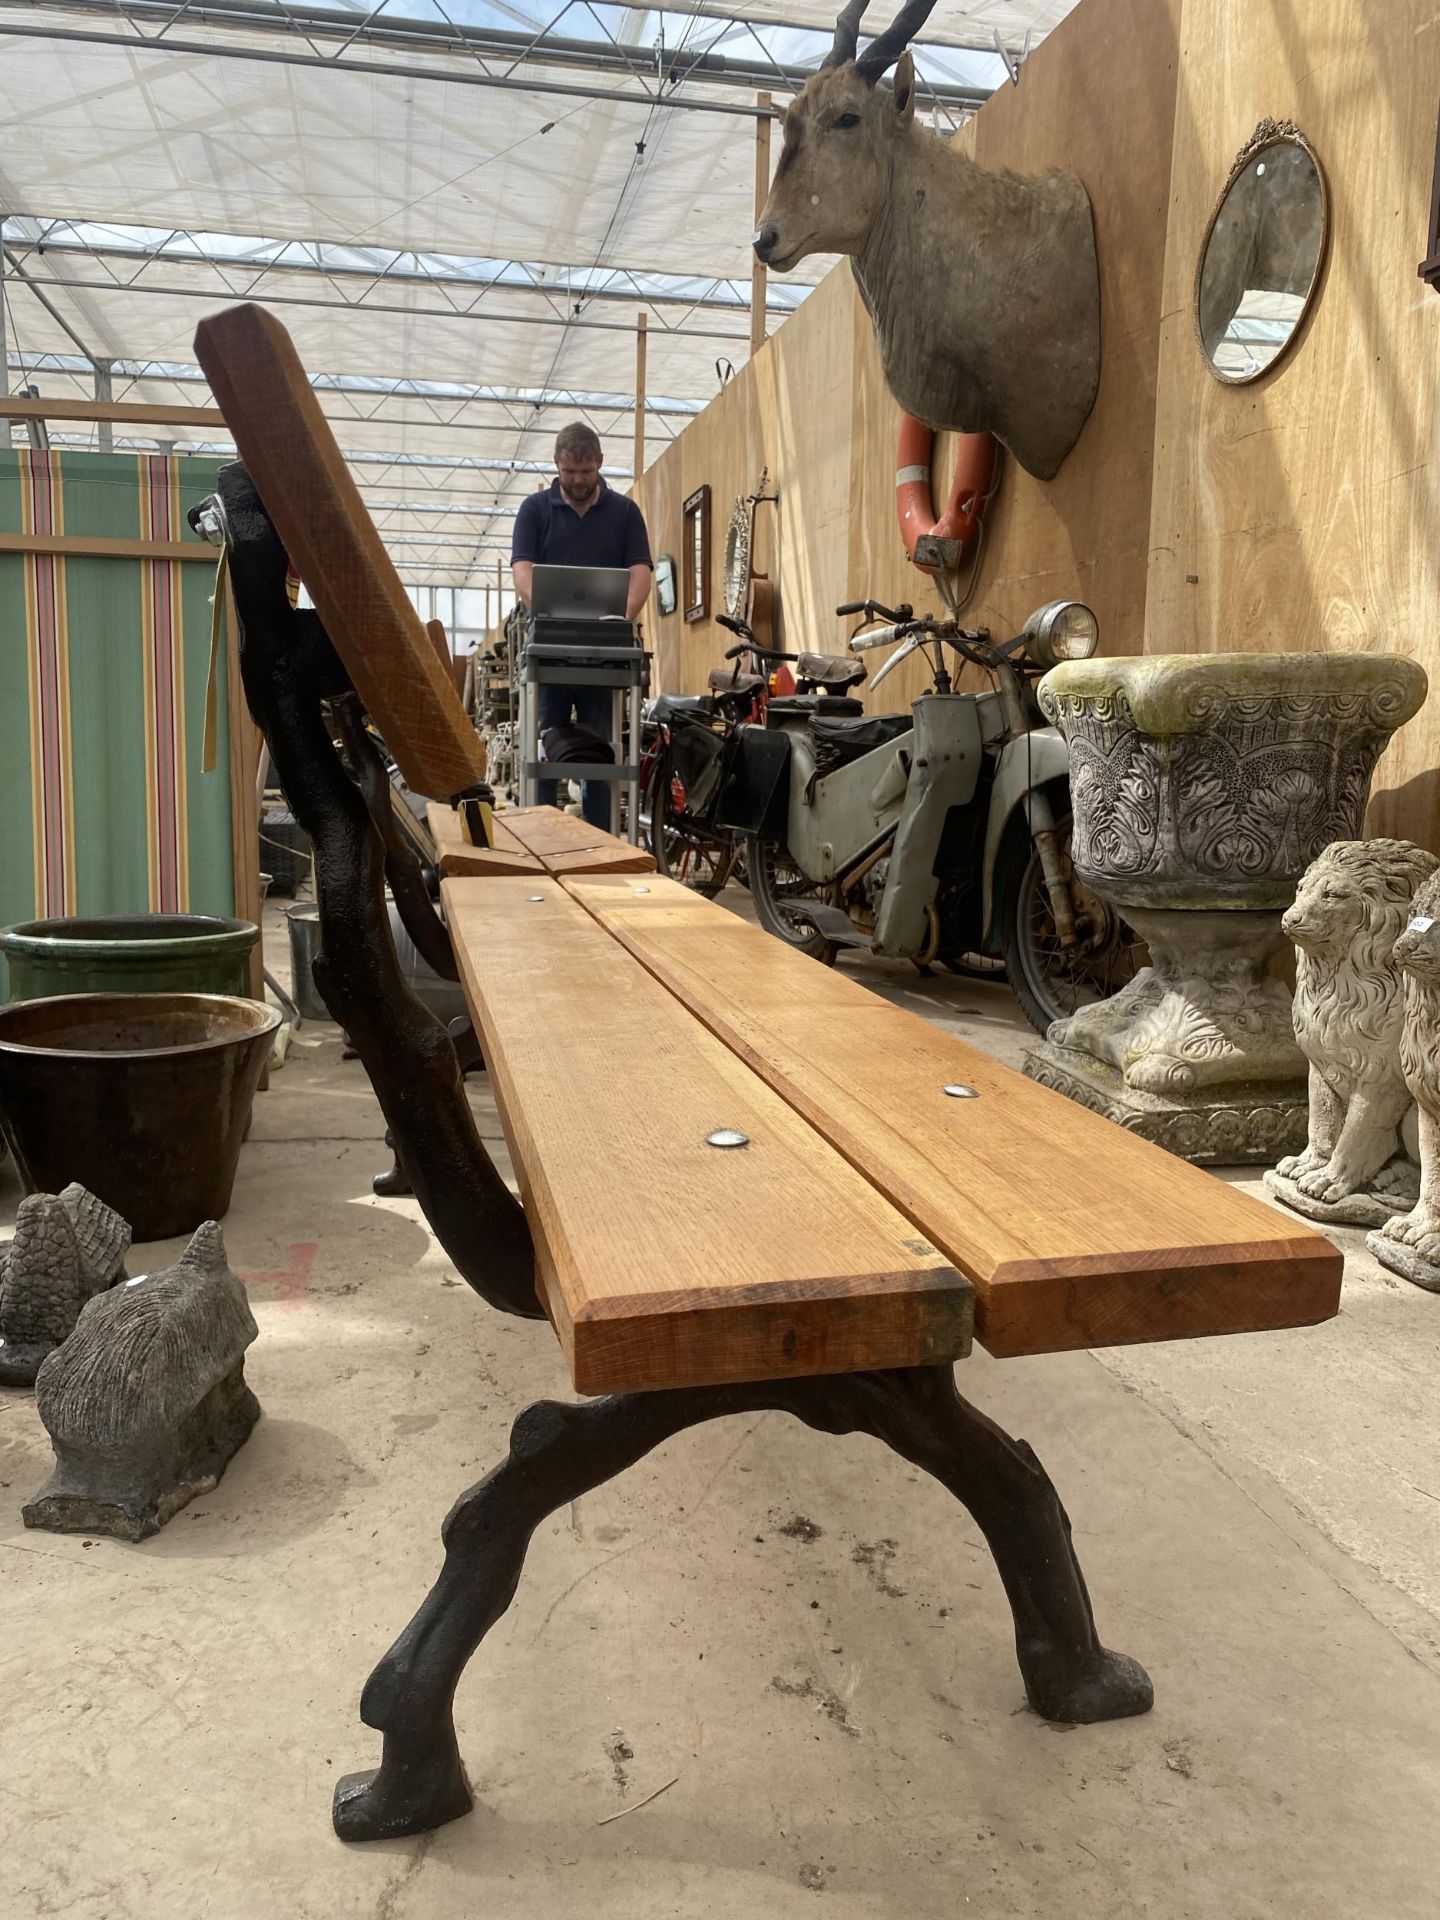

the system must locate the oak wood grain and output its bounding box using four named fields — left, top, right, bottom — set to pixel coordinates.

left=193, top=303, right=485, bottom=799
left=499, top=805, right=656, bottom=871
left=426, top=802, right=543, bottom=876
left=563, top=875, right=1342, bottom=1358
left=441, top=875, right=972, bottom=1394
left=426, top=802, right=653, bottom=877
